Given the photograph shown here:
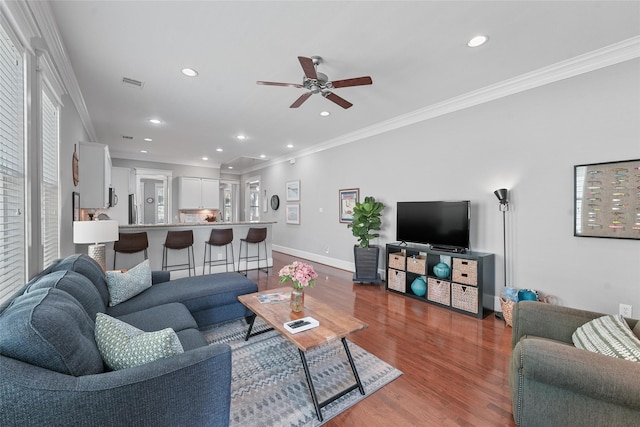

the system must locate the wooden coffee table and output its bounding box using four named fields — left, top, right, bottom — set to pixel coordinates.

left=238, top=287, right=368, bottom=421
